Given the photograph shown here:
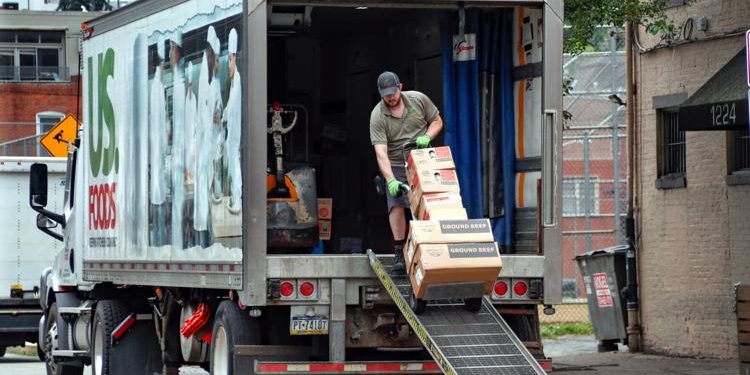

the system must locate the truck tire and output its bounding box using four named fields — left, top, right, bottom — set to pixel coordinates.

left=44, top=303, right=83, bottom=375
left=210, top=300, right=260, bottom=375
left=92, top=300, right=162, bottom=375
